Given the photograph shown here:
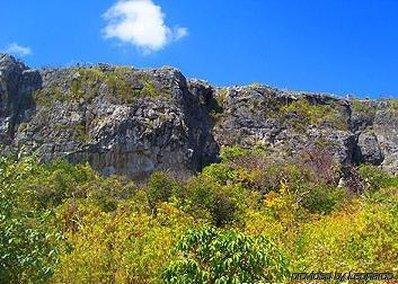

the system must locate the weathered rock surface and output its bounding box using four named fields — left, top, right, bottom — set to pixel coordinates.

left=1, top=54, right=397, bottom=177
left=355, top=131, right=384, bottom=166
left=0, top=54, right=41, bottom=143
